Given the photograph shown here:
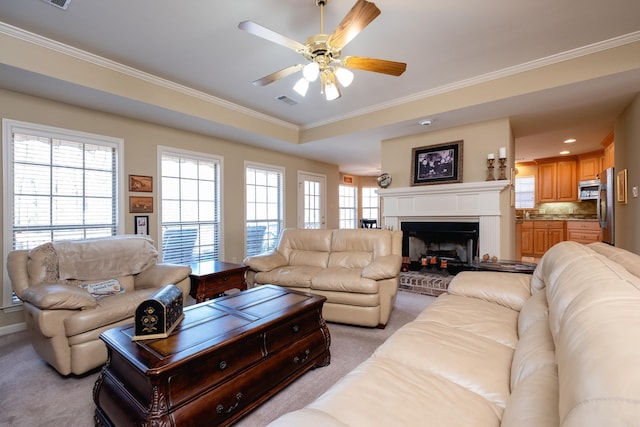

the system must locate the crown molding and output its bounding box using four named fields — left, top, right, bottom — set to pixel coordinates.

left=0, top=21, right=299, bottom=132
left=305, top=31, right=640, bottom=130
